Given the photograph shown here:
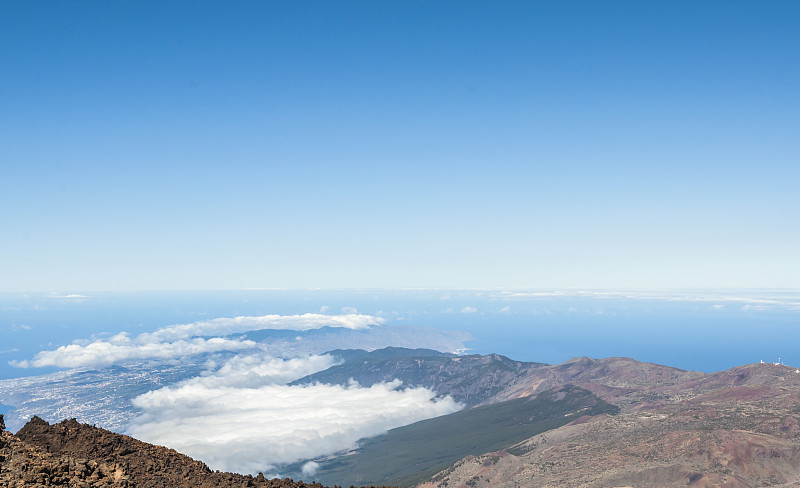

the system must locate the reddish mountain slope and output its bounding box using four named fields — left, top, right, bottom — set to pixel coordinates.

left=420, top=362, right=800, bottom=488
